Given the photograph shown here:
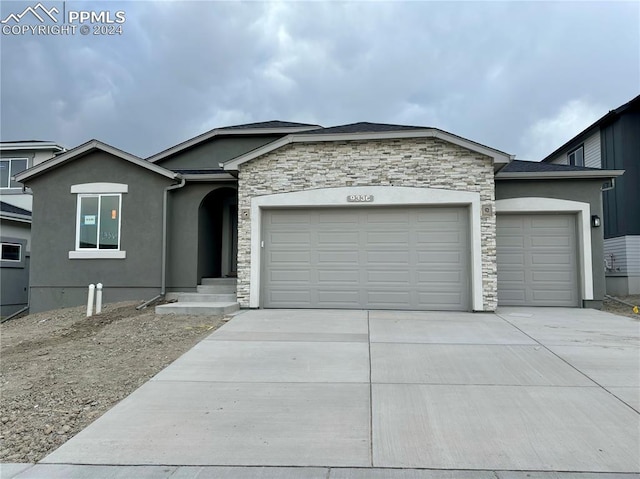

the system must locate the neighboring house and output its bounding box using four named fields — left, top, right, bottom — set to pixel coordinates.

left=0, top=201, right=31, bottom=316
left=0, top=141, right=65, bottom=317
left=15, top=121, right=622, bottom=314
left=542, top=95, right=639, bottom=295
